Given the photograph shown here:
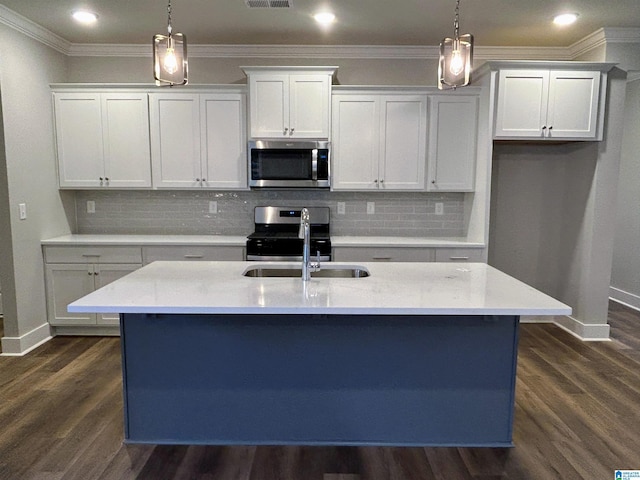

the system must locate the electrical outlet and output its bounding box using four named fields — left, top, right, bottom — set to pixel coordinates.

left=366, top=202, right=375, bottom=215
left=87, top=200, right=96, bottom=214
left=337, top=202, right=346, bottom=215
left=435, top=202, right=444, bottom=215
left=18, top=203, right=27, bottom=220
left=209, top=201, right=218, bottom=214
